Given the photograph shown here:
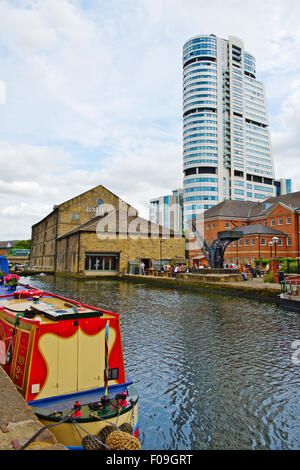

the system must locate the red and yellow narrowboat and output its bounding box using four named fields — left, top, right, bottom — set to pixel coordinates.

left=0, top=270, right=139, bottom=450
